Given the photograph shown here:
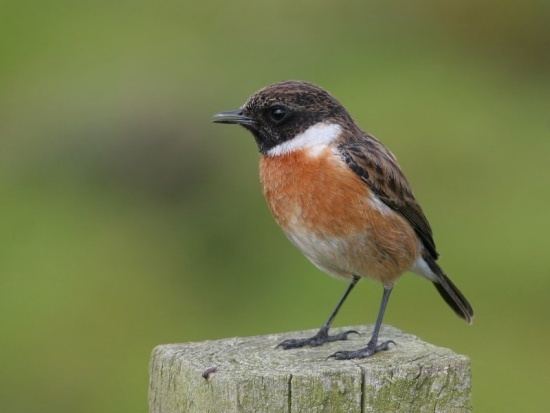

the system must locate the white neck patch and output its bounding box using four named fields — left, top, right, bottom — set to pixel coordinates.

left=266, top=122, right=342, bottom=157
